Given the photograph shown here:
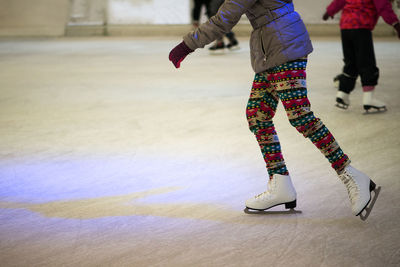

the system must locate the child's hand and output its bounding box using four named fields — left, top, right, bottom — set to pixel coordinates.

left=169, top=41, right=193, bottom=68
left=322, top=12, right=333, bottom=21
